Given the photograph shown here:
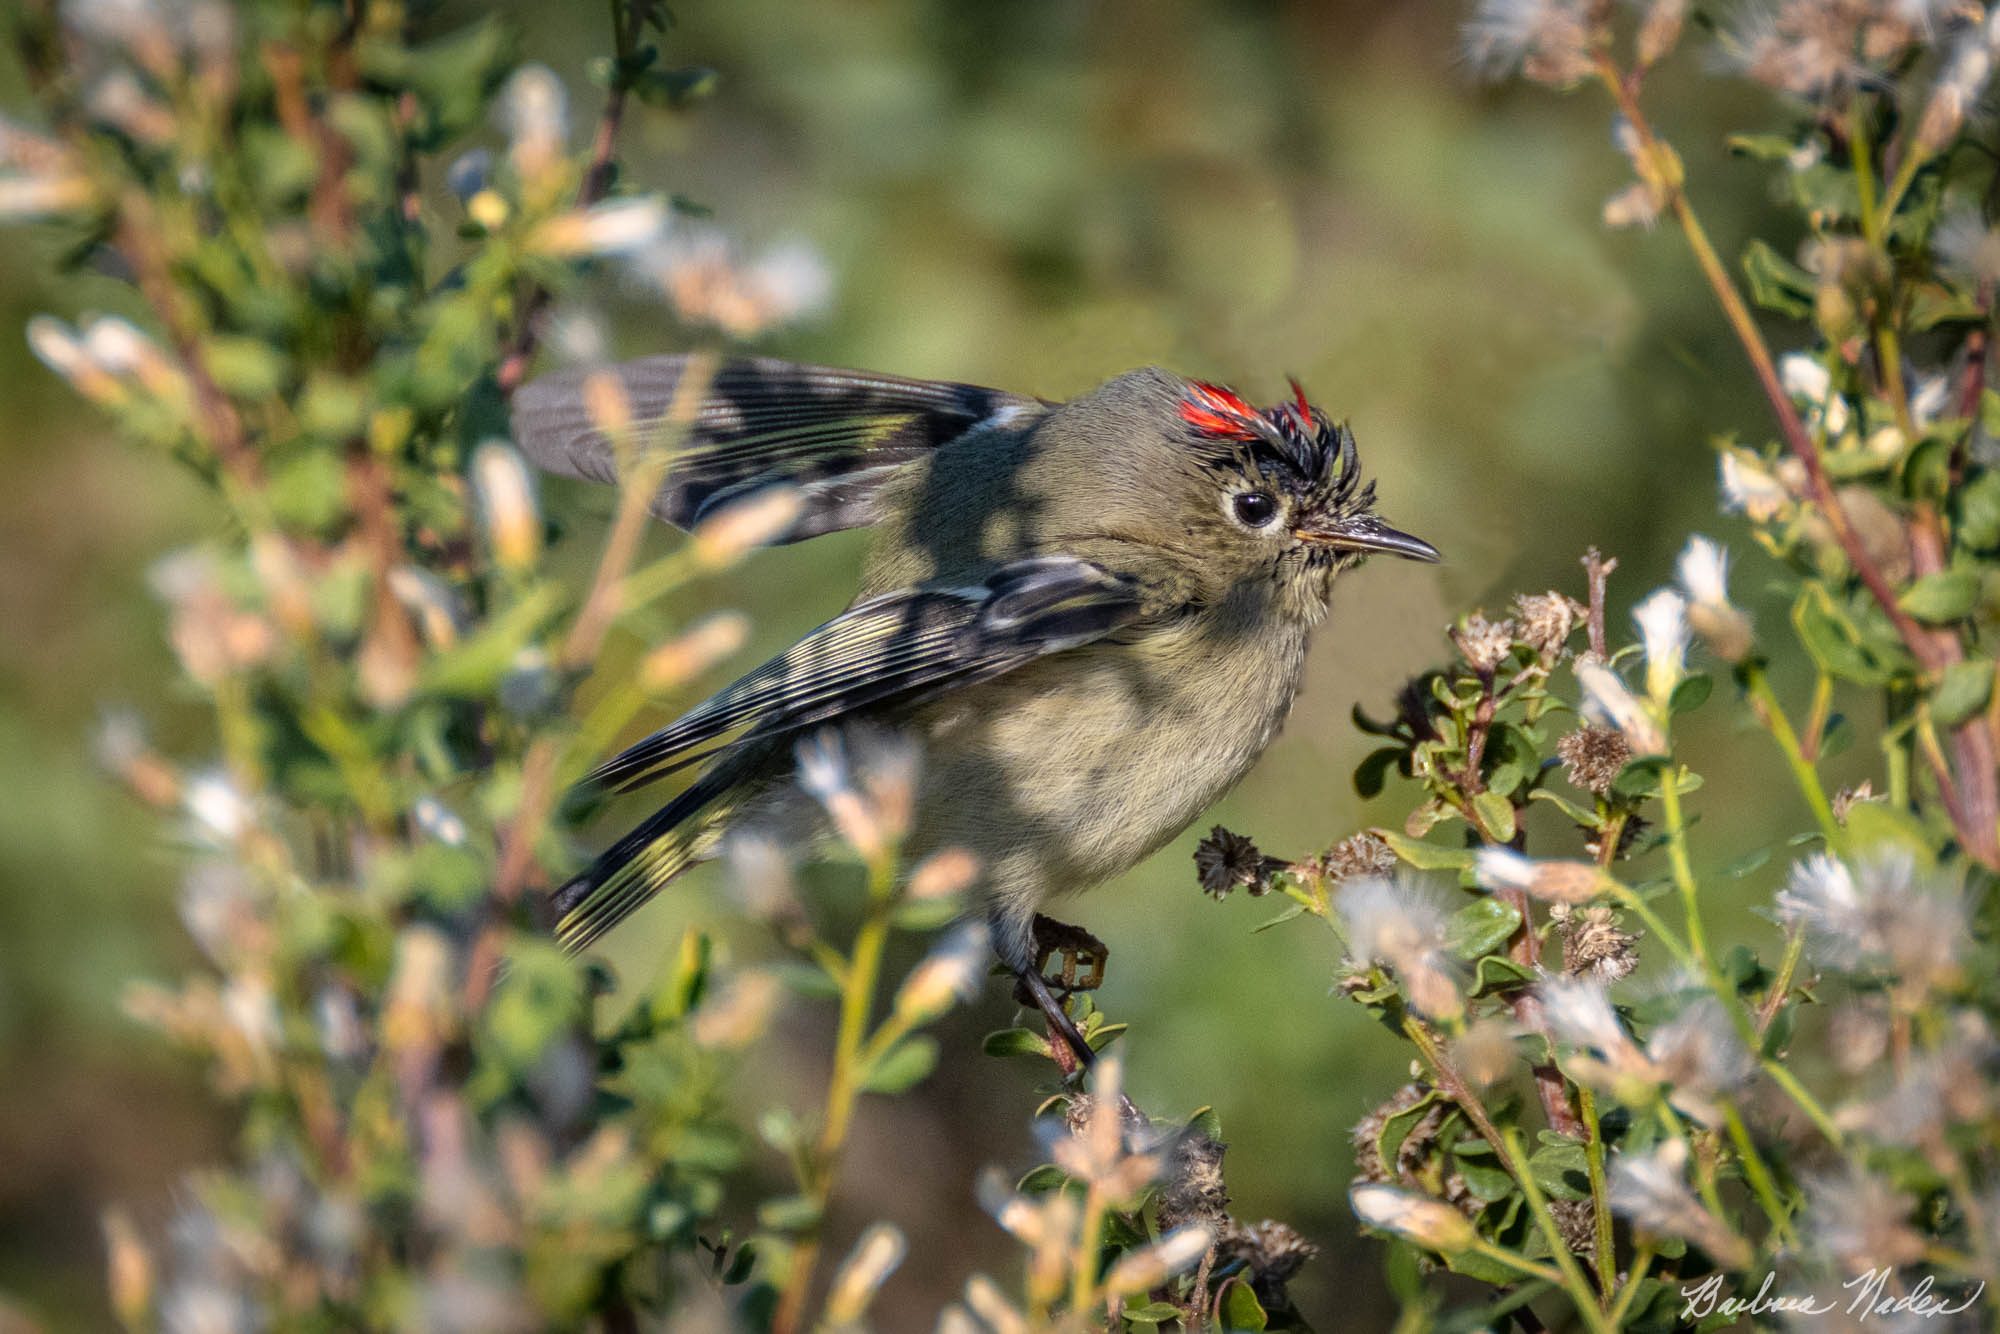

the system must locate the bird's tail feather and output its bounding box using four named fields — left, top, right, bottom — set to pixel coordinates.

left=552, top=758, right=751, bottom=954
